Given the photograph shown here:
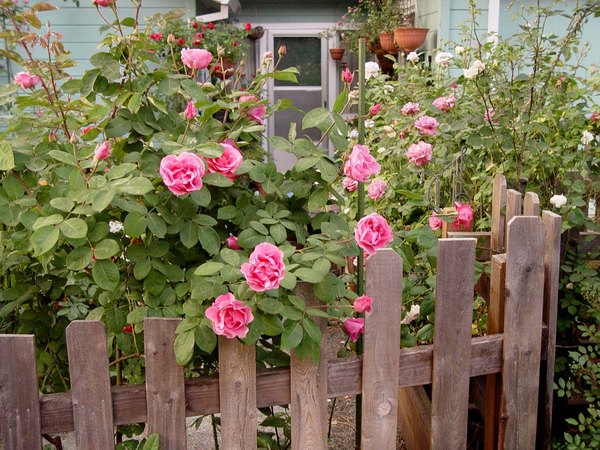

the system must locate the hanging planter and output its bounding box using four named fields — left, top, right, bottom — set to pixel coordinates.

left=247, top=26, right=264, bottom=41
left=393, top=28, right=429, bottom=52
left=378, top=32, right=396, bottom=54
left=329, top=48, right=345, bottom=61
